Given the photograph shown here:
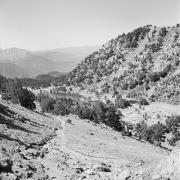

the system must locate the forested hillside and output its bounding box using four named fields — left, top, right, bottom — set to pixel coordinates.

left=65, top=24, right=180, bottom=103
